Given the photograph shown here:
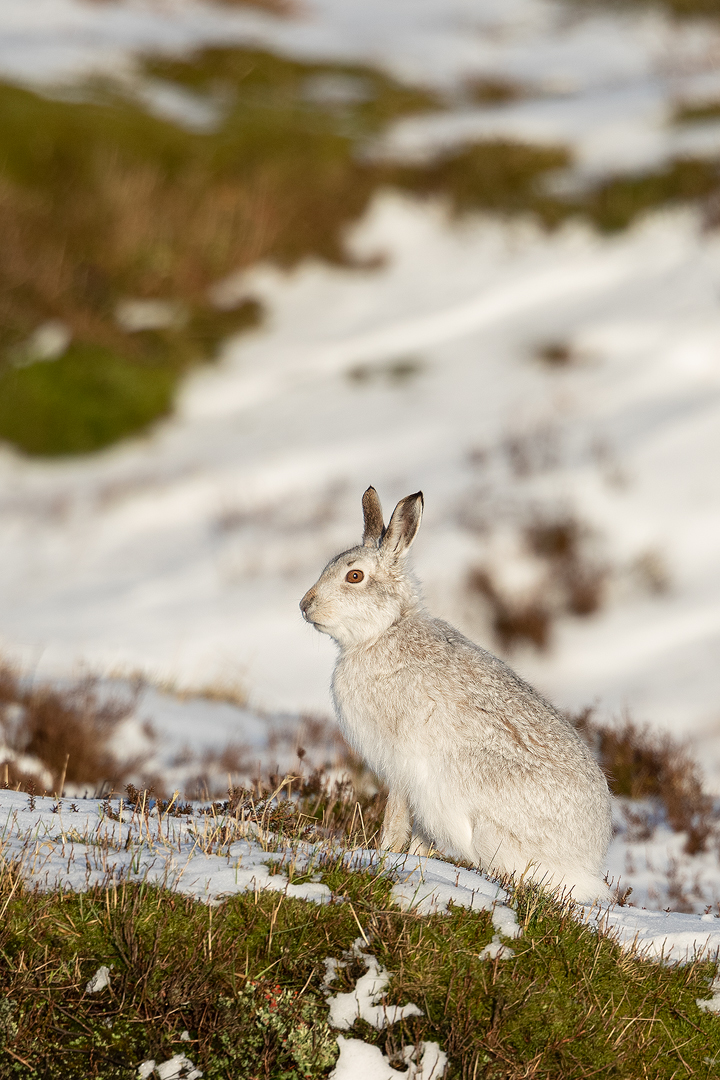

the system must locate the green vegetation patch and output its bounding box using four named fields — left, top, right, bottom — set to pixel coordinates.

left=0, top=50, right=434, bottom=457
left=1, top=858, right=719, bottom=1079
left=4, top=44, right=720, bottom=457
left=567, top=0, right=720, bottom=18
left=675, top=100, right=720, bottom=123
left=0, top=344, right=176, bottom=457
